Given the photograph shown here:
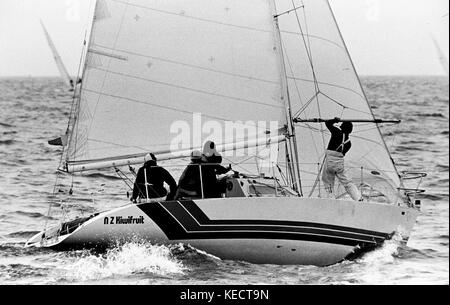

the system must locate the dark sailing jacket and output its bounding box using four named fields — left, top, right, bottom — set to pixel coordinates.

left=176, top=160, right=229, bottom=199
left=132, top=161, right=177, bottom=200
left=326, top=120, right=352, bottom=156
